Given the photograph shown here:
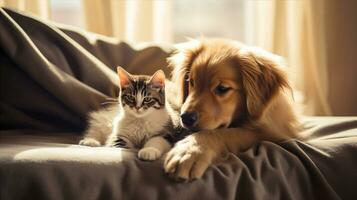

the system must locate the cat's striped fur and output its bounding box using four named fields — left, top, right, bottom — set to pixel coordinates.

left=79, top=67, right=189, bottom=161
